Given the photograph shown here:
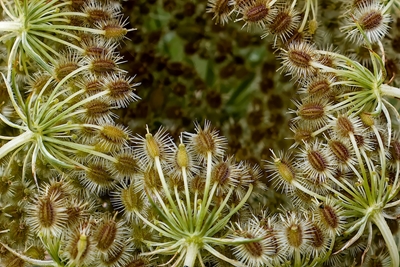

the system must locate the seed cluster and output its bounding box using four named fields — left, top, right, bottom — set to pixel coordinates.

left=1, top=0, right=400, bottom=267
